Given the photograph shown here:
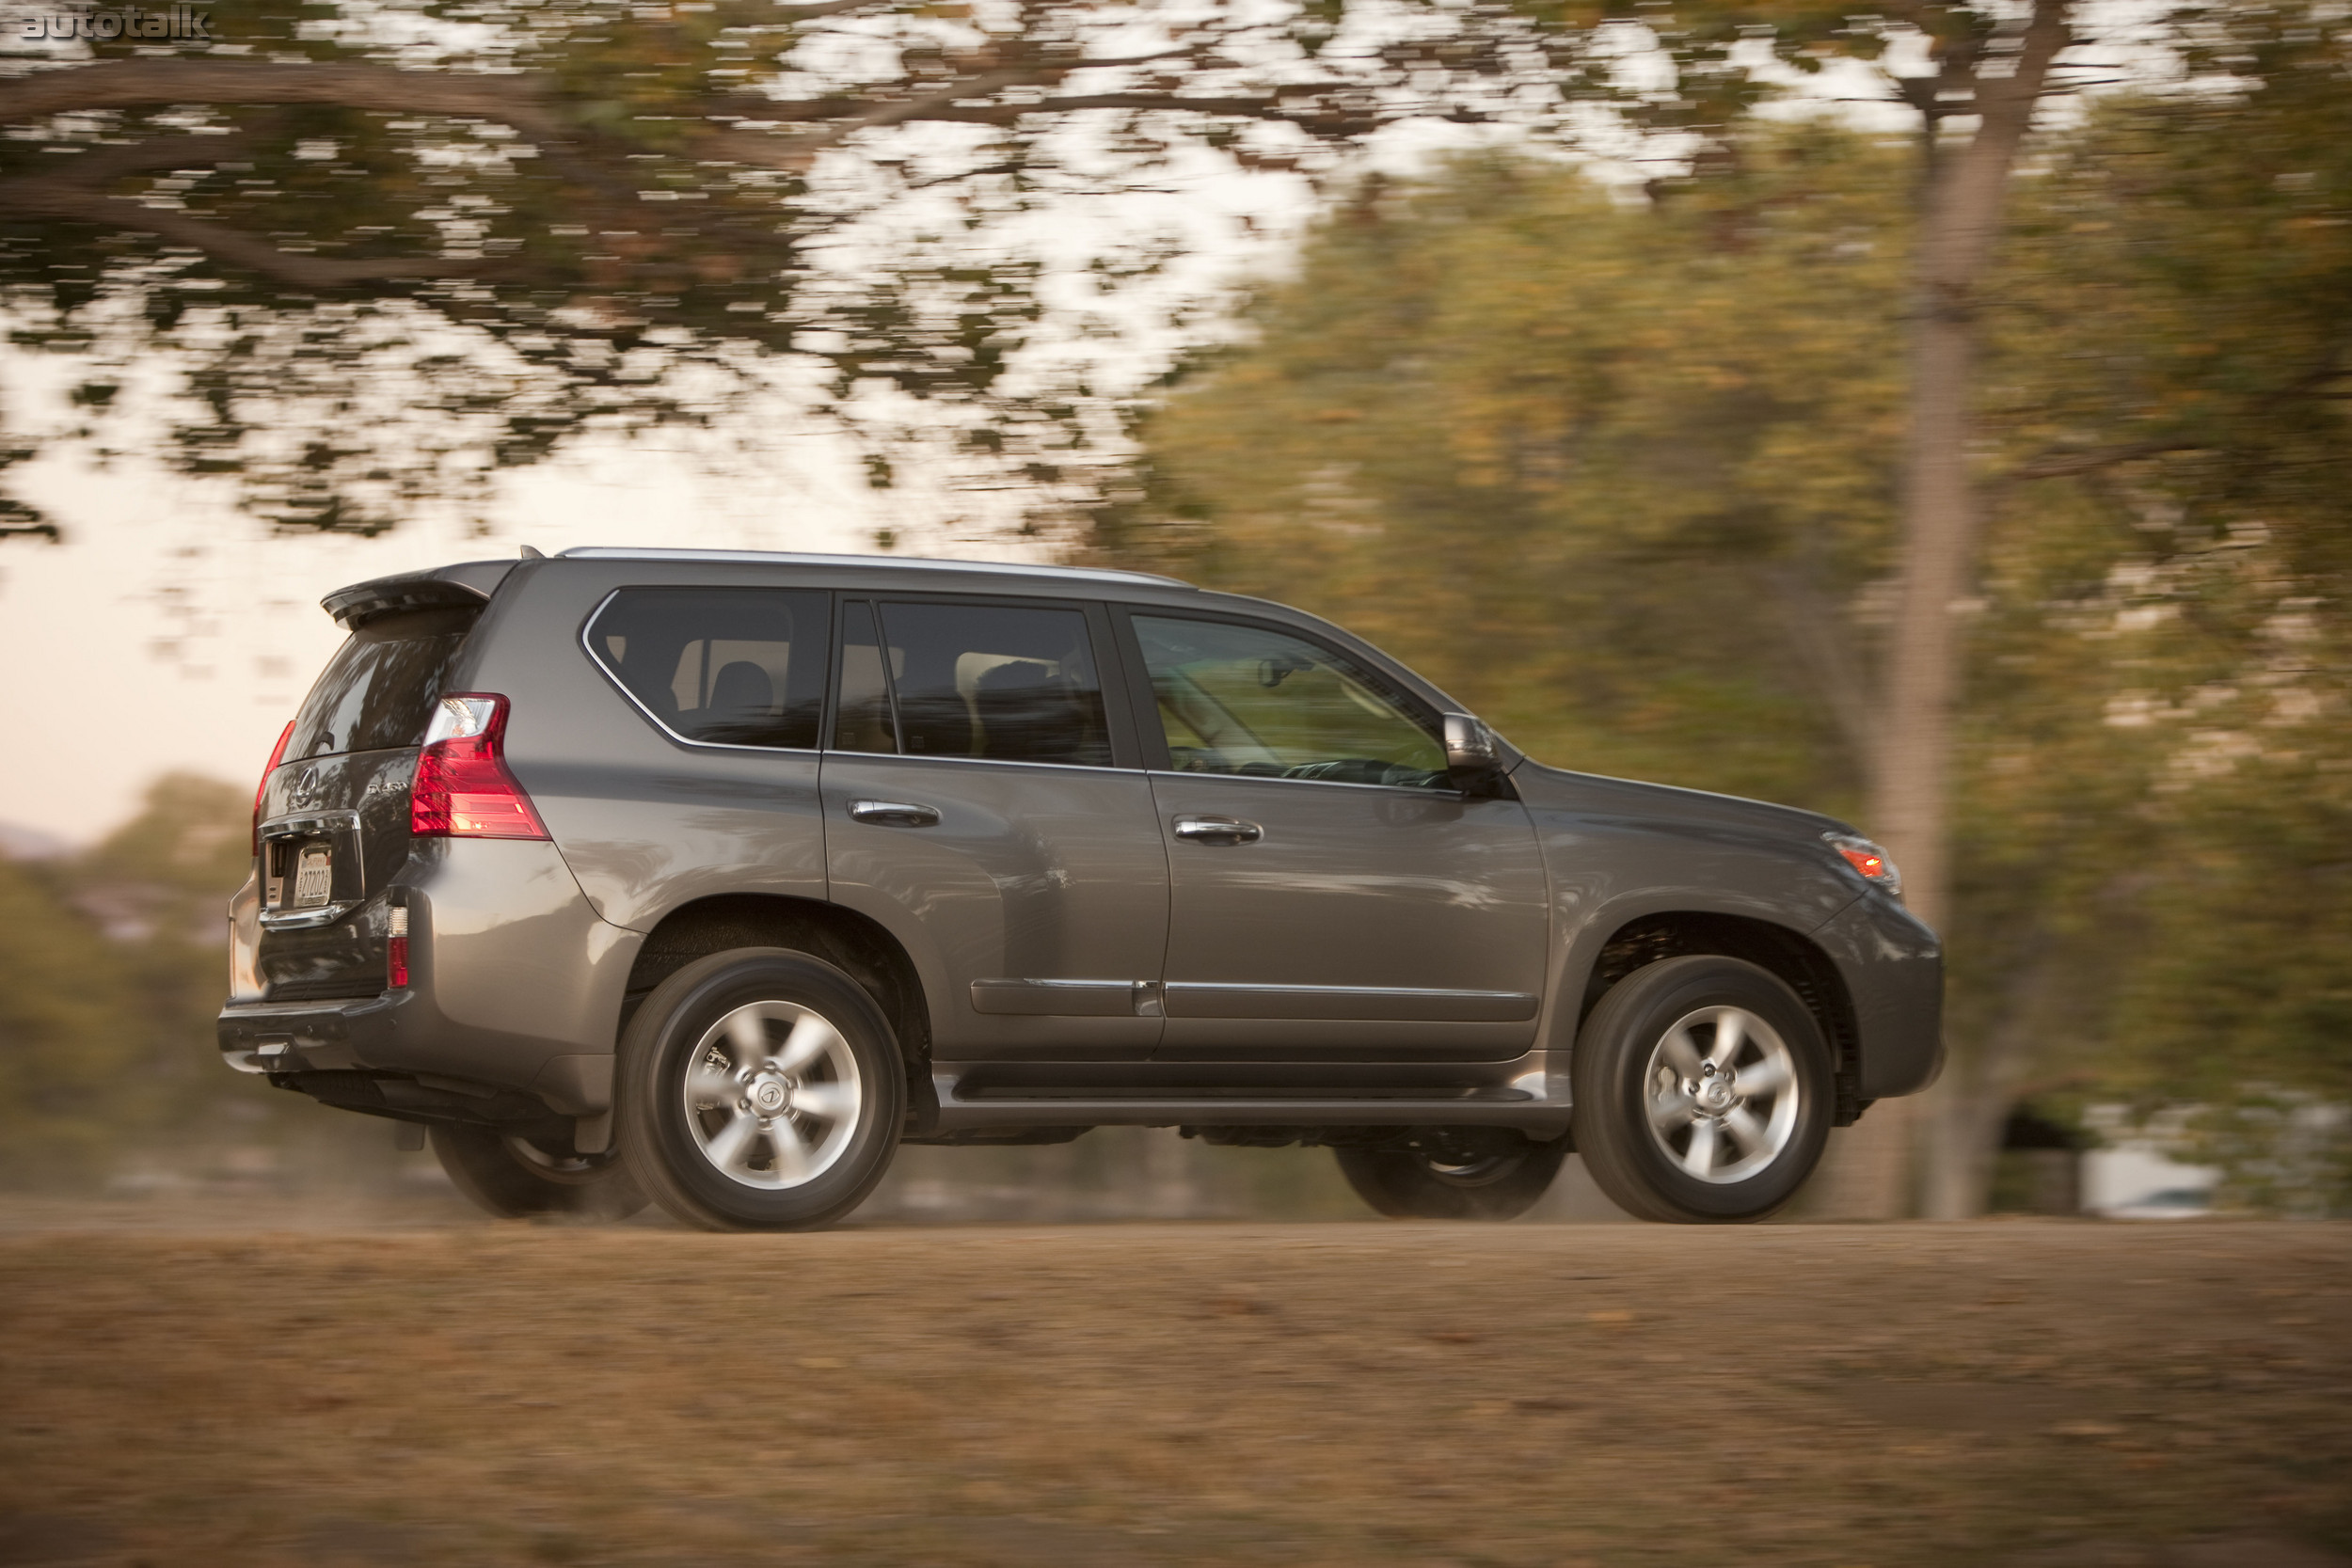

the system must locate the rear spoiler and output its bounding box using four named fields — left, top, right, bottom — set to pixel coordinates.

left=321, top=559, right=518, bottom=629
